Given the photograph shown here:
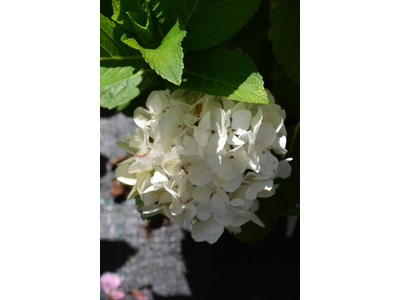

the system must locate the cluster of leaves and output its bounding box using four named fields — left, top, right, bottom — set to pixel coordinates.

left=100, top=0, right=300, bottom=245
